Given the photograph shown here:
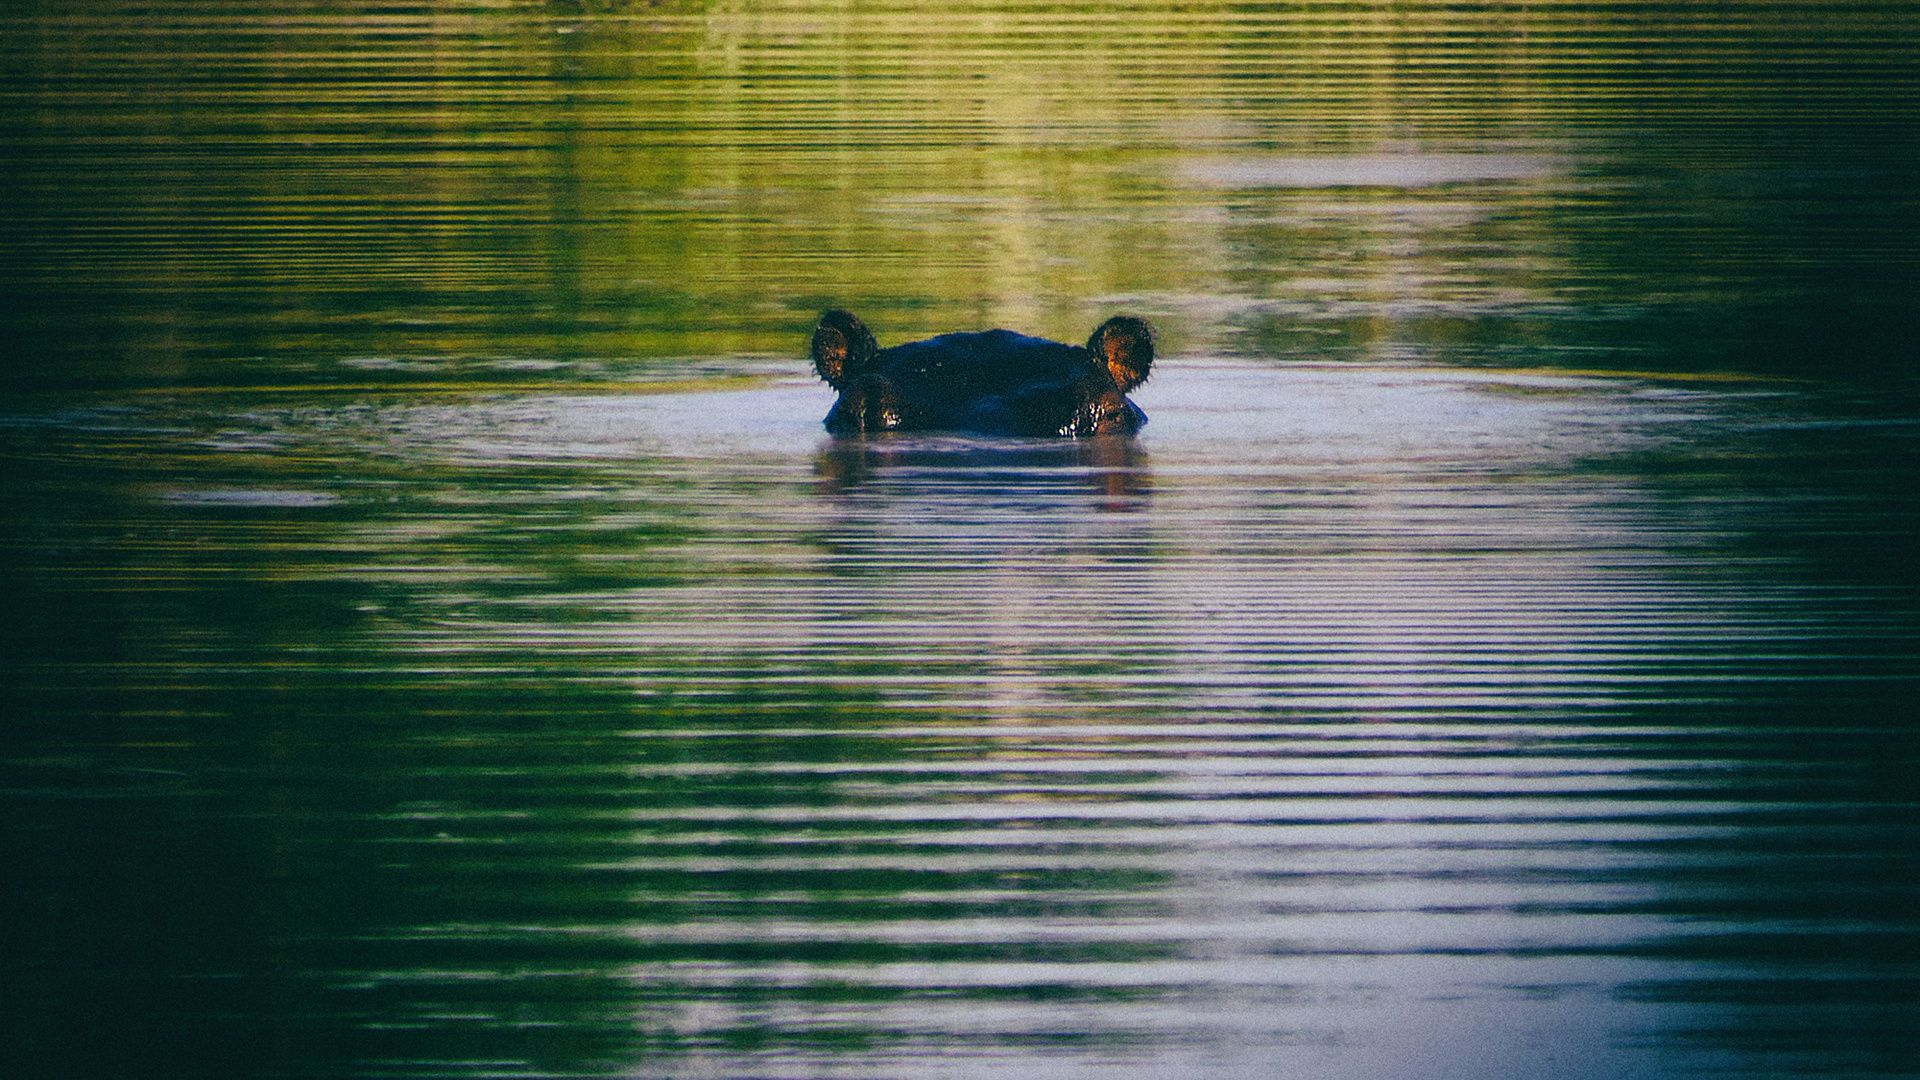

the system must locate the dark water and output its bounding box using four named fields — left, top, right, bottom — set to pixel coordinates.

left=4, top=3, right=1919, bottom=1079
